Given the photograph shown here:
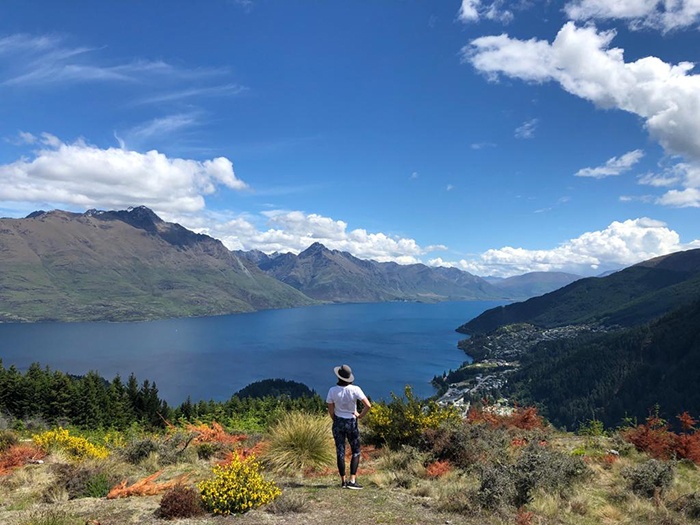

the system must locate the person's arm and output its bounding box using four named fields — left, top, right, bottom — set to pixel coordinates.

left=327, top=402, right=335, bottom=419
left=356, top=397, right=371, bottom=420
